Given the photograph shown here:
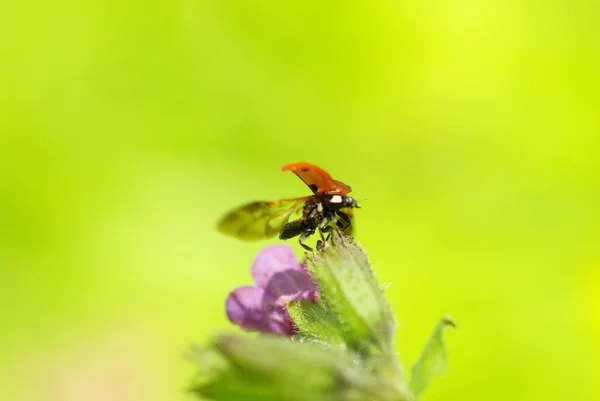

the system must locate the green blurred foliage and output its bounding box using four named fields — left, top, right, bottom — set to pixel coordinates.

left=1, top=1, right=599, bottom=400
left=410, top=317, right=455, bottom=399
